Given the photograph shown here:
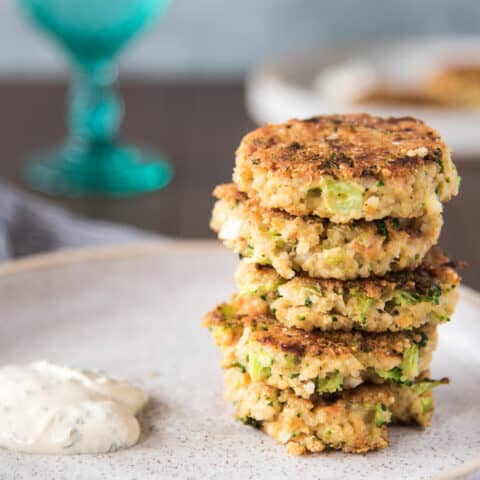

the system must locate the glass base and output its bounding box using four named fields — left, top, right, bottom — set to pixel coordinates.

left=24, top=142, right=173, bottom=197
